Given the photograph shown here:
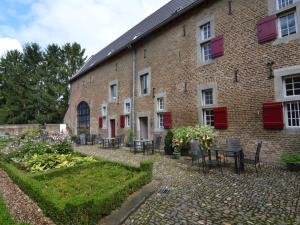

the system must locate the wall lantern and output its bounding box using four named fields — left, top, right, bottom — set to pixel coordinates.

left=267, top=61, right=274, bottom=79
left=234, top=69, right=239, bottom=82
